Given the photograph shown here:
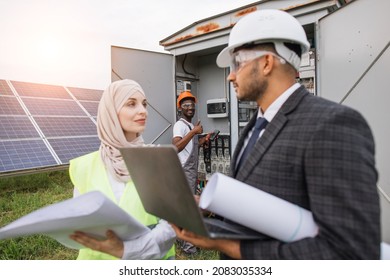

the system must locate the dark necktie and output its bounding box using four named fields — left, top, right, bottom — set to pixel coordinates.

left=237, top=117, right=268, bottom=170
